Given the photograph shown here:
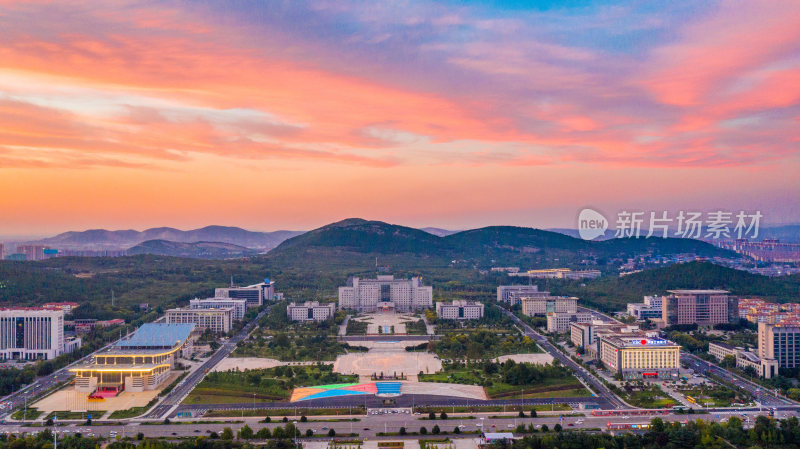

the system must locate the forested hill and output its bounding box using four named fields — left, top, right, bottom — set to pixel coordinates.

left=266, top=218, right=736, bottom=268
